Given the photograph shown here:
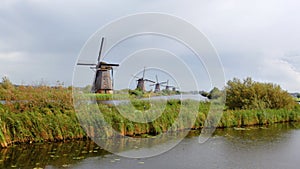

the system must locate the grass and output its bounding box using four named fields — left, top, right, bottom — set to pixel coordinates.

left=77, top=100, right=300, bottom=139
left=0, top=106, right=85, bottom=147
left=1, top=97, right=300, bottom=147
left=0, top=82, right=300, bottom=148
